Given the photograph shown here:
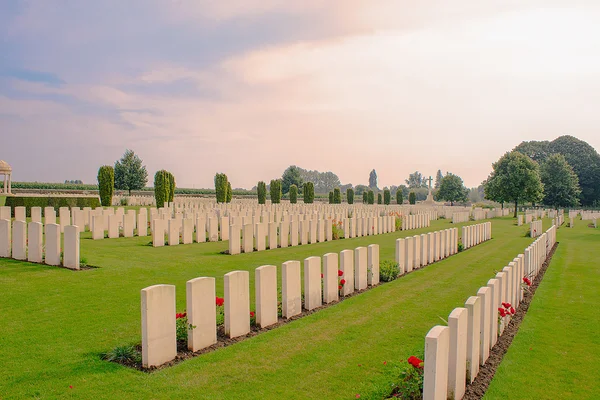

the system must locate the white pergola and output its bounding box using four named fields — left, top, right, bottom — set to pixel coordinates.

left=0, top=160, right=12, bottom=194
